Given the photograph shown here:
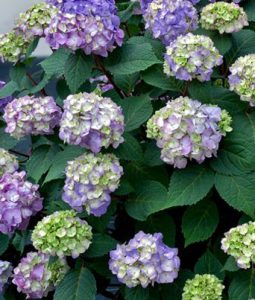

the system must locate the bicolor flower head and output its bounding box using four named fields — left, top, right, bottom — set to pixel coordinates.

left=15, top=2, right=59, bottom=40
left=0, top=31, right=30, bottom=63
left=200, top=2, right=248, bottom=34
left=182, top=274, right=224, bottom=300
left=63, top=153, right=123, bottom=216
left=228, top=54, right=255, bottom=107
left=164, top=33, right=223, bottom=82
left=32, top=210, right=93, bottom=258
left=0, top=171, right=43, bottom=234
left=109, top=231, right=180, bottom=288
left=0, top=81, right=13, bottom=112
left=0, top=261, right=12, bottom=293
left=45, top=0, right=124, bottom=56
left=221, top=221, right=255, bottom=269
left=0, top=148, right=19, bottom=177
left=3, top=95, right=62, bottom=139
left=147, top=97, right=232, bottom=168
left=142, top=0, right=198, bottom=45
left=59, top=92, right=124, bottom=153
left=13, top=252, right=68, bottom=299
